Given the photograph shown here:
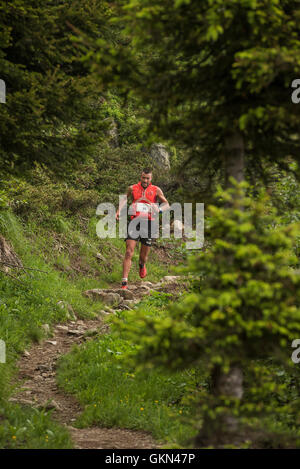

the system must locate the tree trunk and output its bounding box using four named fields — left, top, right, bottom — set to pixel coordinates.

left=196, top=130, right=246, bottom=447
left=212, top=364, right=244, bottom=433
left=224, top=130, right=245, bottom=187
left=215, top=129, right=245, bottom=441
